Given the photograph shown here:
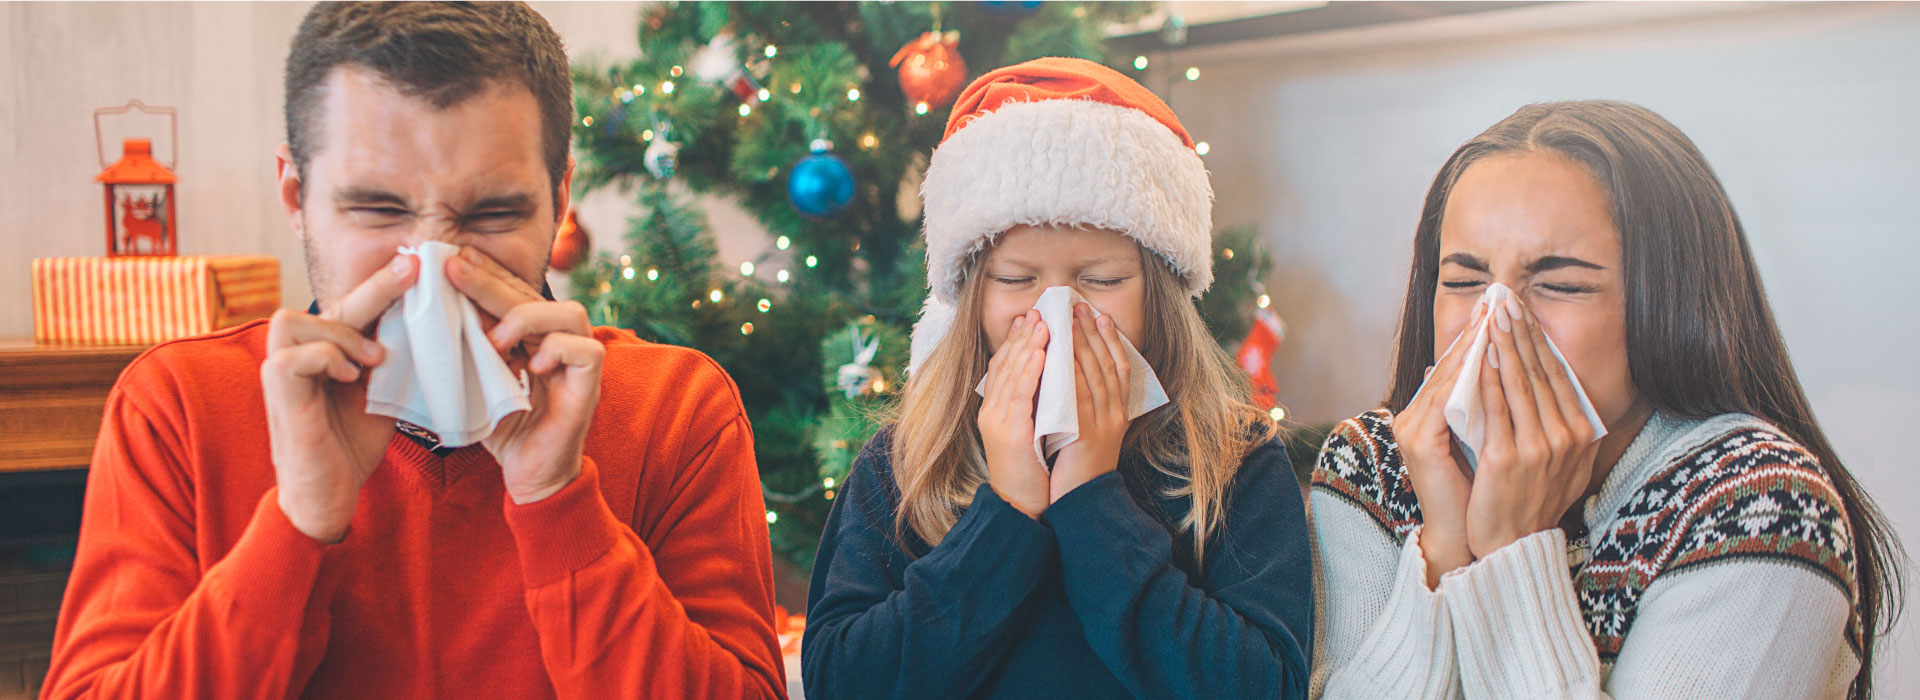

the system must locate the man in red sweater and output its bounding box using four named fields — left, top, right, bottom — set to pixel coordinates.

left=39, top=4, right=786, bottom=699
